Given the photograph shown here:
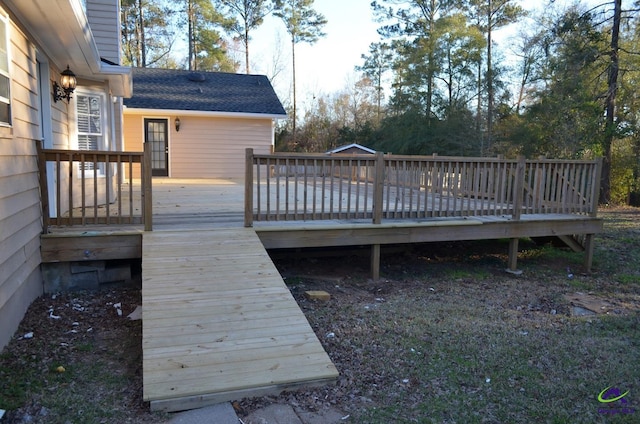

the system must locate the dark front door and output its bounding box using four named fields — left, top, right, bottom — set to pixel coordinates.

left=145, top=118, right=169, bottom=176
